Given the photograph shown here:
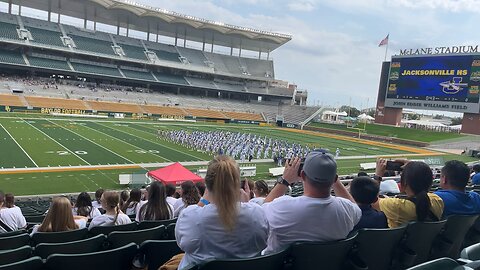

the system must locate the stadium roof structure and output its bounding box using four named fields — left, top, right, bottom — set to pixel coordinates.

left=2, top=0, right=292, bottom=53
